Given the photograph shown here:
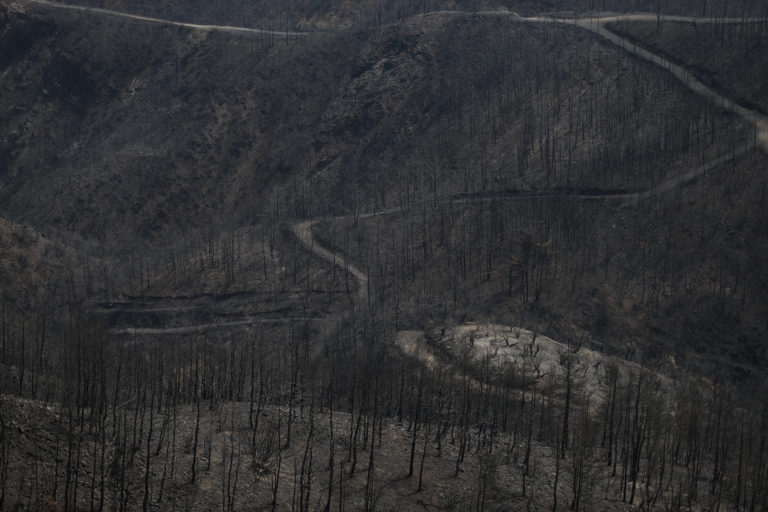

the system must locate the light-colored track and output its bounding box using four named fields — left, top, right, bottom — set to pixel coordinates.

left=23, top=0, right=306, bottom=37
